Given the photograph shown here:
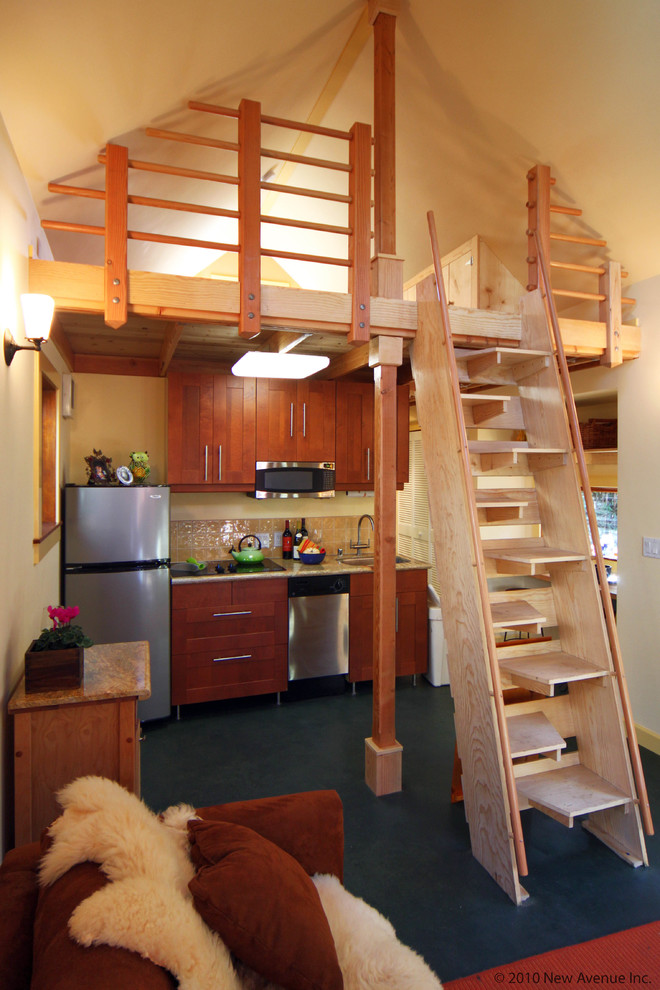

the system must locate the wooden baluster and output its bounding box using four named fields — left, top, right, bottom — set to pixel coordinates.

left=348, top=121, right=372, bottom=344
left=238, top=98, right=261, bottom=339
left=365, top=334, right=403, bottom=796
left=599, top=260, right=623, bottom=367
left=104, top=144, right=128, bottom=330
